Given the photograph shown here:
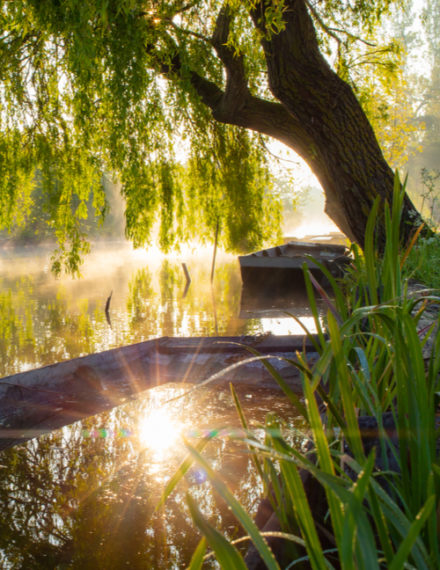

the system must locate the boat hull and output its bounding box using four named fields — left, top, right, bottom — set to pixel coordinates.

left=239, top=241, right=349, bottom=296
left=0, top=334, right=317, bottom=450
